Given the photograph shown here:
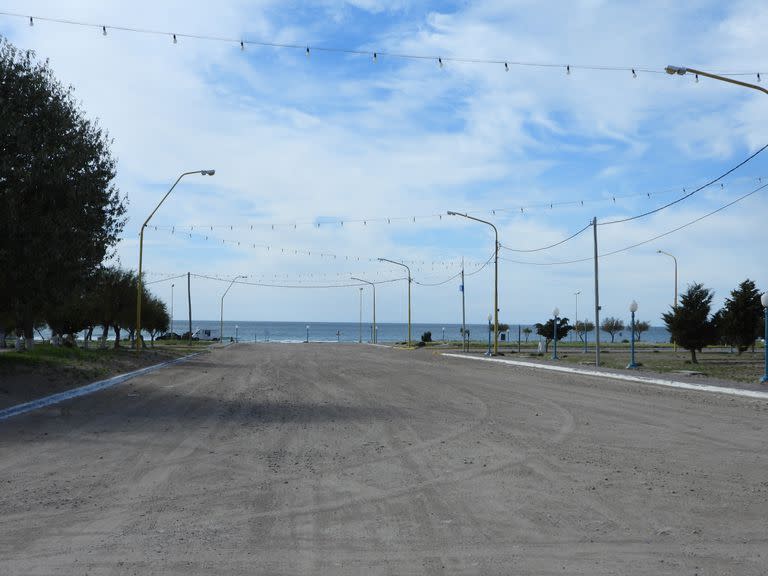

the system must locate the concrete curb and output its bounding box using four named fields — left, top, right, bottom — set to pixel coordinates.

left=0, top=352, right=202, bottom=422
left=442, top=353, right=768, bottom=400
